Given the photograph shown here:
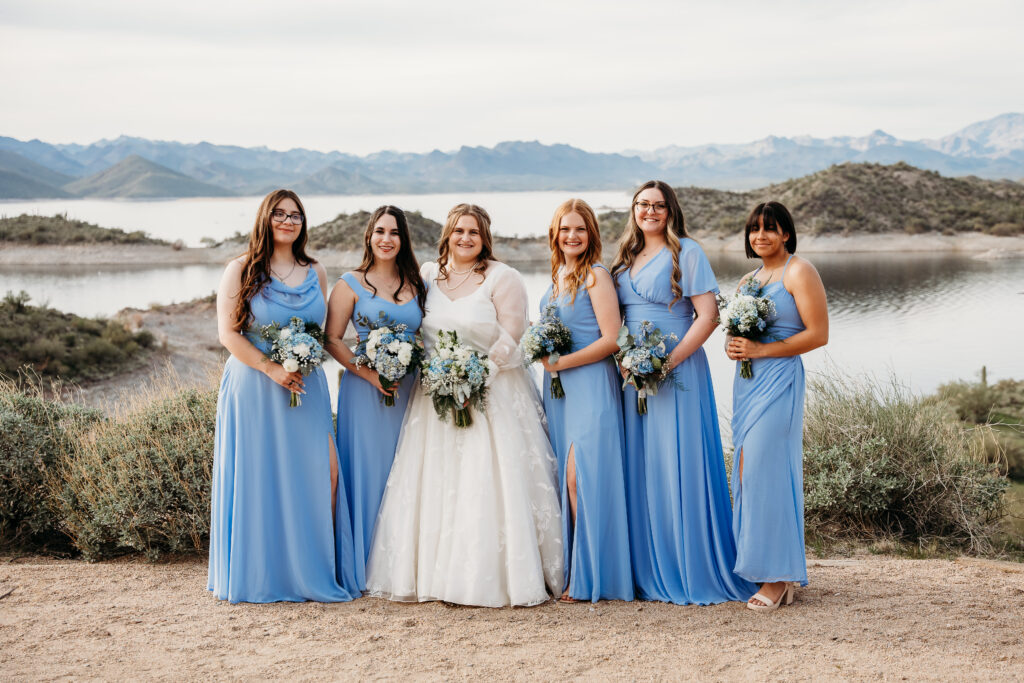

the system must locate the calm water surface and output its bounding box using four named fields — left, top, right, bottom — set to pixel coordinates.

left=3, top=251, right=1020, bottom=414
left=0, top=191, right=632, bottom=246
